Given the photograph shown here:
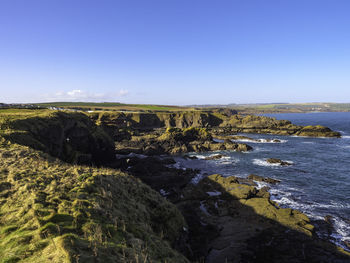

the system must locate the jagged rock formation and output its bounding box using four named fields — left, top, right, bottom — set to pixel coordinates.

left=266, top=158, right=293, bottom=166
left=177, top=174, right=350, bottom=262
left=1, top=111, right=115, bottom=165
left=90, top=111, right=341, bottom=138
left=115, top=127, right=253, bottom=155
